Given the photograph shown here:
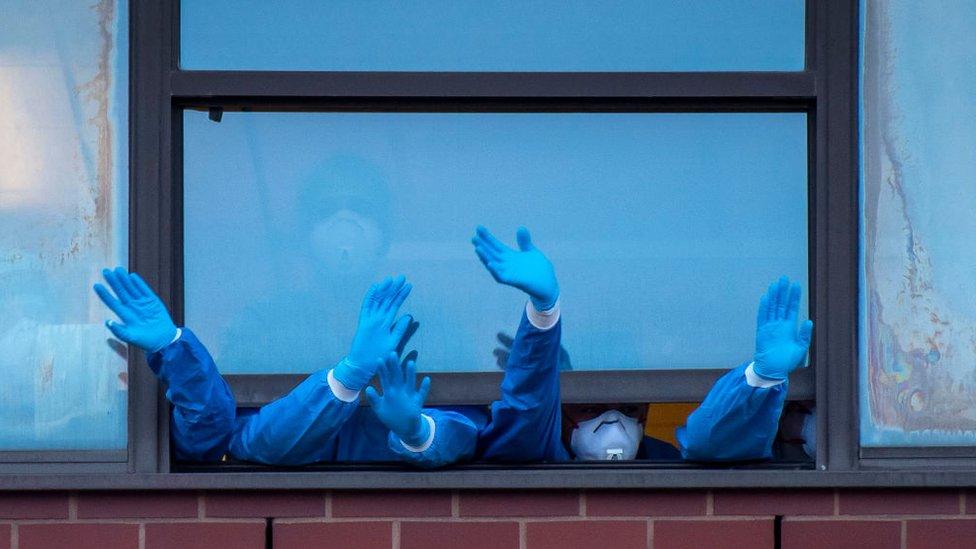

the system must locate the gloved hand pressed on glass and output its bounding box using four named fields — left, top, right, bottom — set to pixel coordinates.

left=471, top=225, right=559, bottom=311
left=753, top=275, right=814, bottom=381
left=365, top=352, right=432, bottom=447
left=334, top=275, right=414, bottom=391
left=93, top=267, right=178, bottom=353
